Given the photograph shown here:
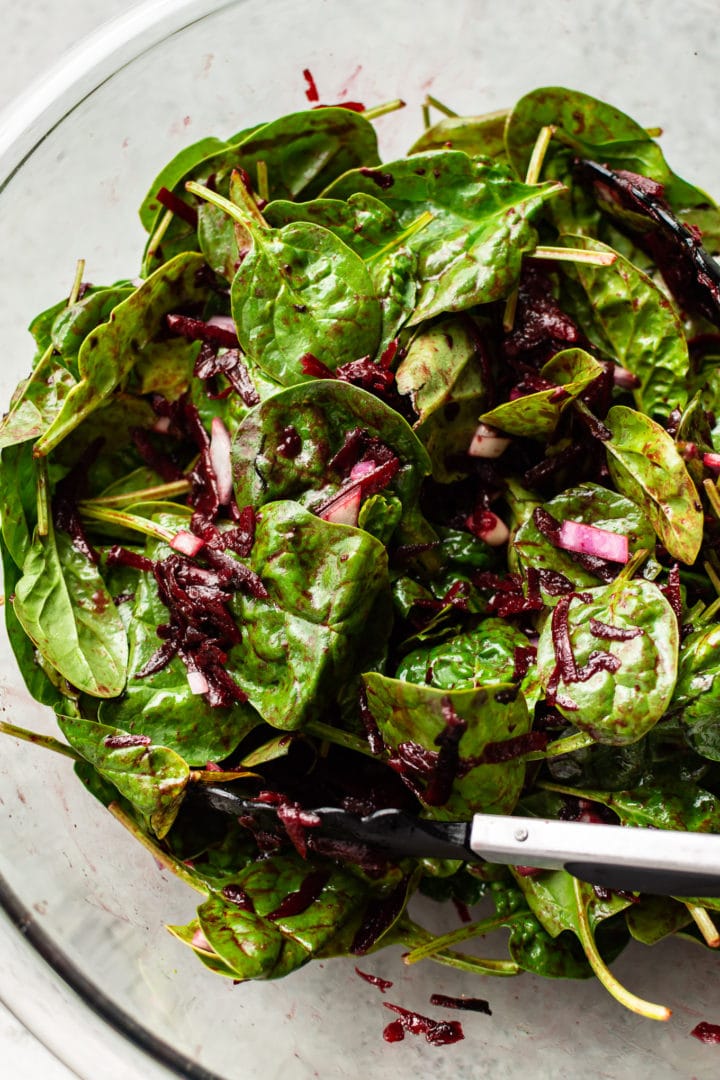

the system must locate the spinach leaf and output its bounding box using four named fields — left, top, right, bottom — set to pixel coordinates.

left=179, top=854, right=367, bottom=981
left=407, top=111, right=509, bottom=159
left=559, top=235, right=689, bottom=419
left=142, top=109, right=380, bottom=274
left=569, top=781, right=720, bottom=833
left=230, top=217, right=381, bottom=385
left=480, top=348, right=603, bottom=439
left=396, top=315, right=487, bottom=481
left=670, top=623, right=720, bottom=760
left=536, top=579, right=678, bottom=744
left=505, top=86, right=715, bottom=215
left=323, top=151, right=561, bottom=323
left=513, top=482, right=655, bottom=594
left=34, top=252, right=208, bottom=457
left=56, top=714, right=189, bottom=838
left=50, top=284, right=135, bottom=369
left=0, top=442, right=37, bottom=568
left=395, top=618, right=528, bottom=690
left=625, top=895, right=692, bottom=945
left=231, top=379, right=430, bottom=518
left=13, top=526, right=129, bottom=698
left=604, top=405, right=703, bottom=565
left=363, top=674, right=531, bottom=818
left=139, top=135, right=229, bottom=230
left=229, top=500, right=391, bottom=730
left=0, top=350, right=77, bottom=450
